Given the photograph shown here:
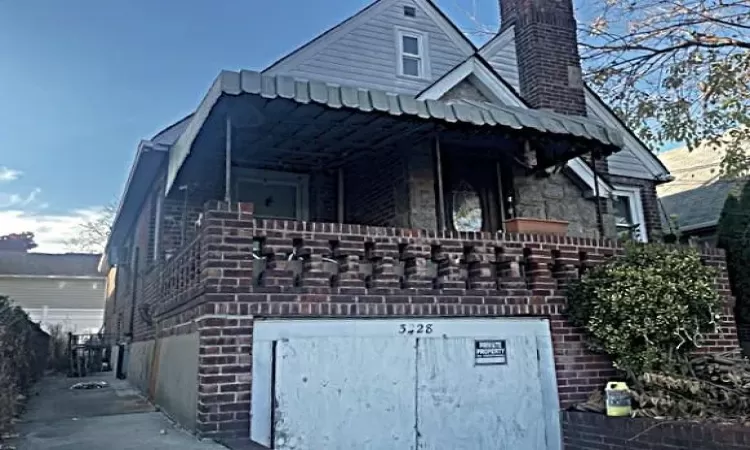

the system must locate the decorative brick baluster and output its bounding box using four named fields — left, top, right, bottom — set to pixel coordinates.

left=335, top=240, right=365, bottom=289
left=300, top=239, right=331, bottom=289
left=524, top=247, right=555, bottom=292
left=263, top=237, right=295, bottom=289
left=467, top=245, right=496, bottom=290
left=549, top=249, right=579, bottom=290
left=407, top=243, right=433, bottom=290
left=372, top=242, right=400, bottom=290
left=496, top=247, right=527, bottom=291
left=438, top=242, right=465, bottom=290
